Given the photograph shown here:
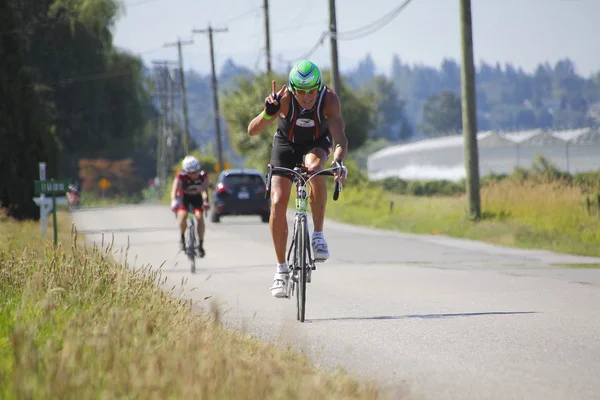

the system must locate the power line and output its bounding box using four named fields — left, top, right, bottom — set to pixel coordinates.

left=283, top=32, right=328, bottom=65
left=218, top=6, right=261, bottom=26
left=334, top=0, right=414, bottom=40
left=125, top=0, right=161, bottom=7
left=285, top=0, right=415, bottom=63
